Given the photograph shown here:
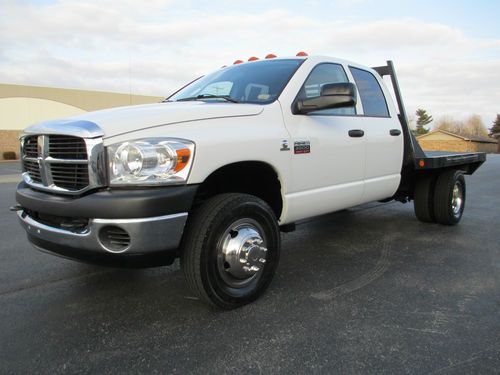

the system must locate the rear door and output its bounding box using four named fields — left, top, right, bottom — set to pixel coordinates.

left=348, top=67, right=404, bottom=202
